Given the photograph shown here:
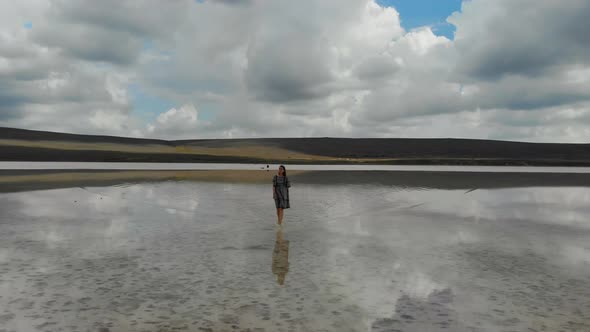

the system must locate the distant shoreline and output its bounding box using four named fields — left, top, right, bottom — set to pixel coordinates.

left=2, top=126, right=590, bottom=167
left=3, top=162, right=590, bottom=172
left=2, top=147, right=590, bottom=167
